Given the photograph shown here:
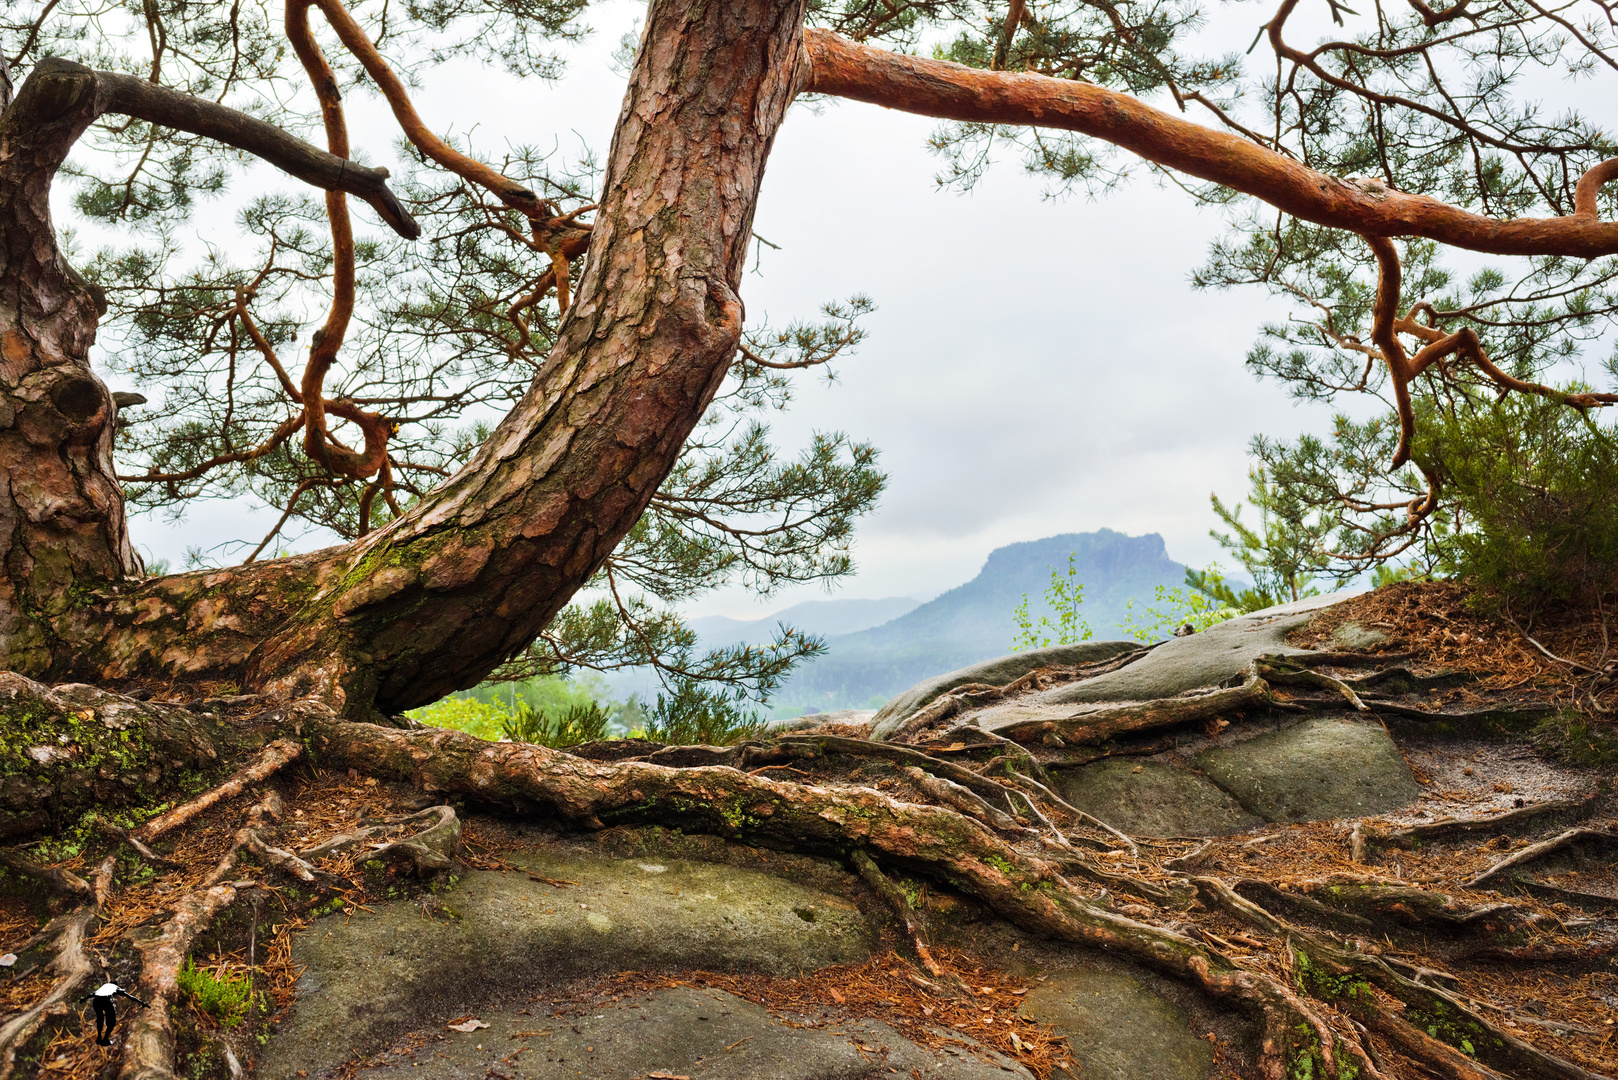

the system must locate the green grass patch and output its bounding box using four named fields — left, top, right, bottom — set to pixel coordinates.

left=177, top=961, right=256, bottom=1027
